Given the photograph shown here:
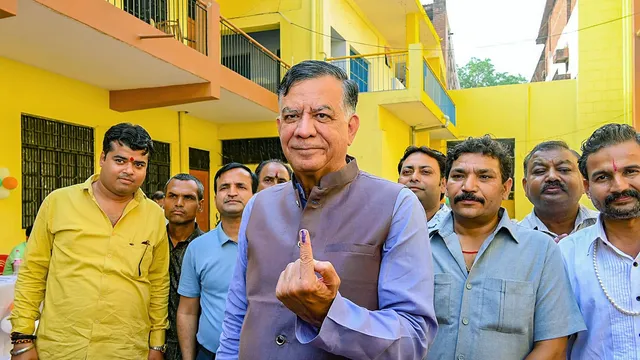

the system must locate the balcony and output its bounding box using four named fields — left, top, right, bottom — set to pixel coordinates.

left=219, top=16, right=289, bottom=94
left=327, top=51, right=409, bottom=92
left=0, top=0, right=220, bottom=112
left=106, top=0, right=209, bottom=55
left=326, top=44, right=457, bottom=139
left=423, top=60, right=456, bottom=126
